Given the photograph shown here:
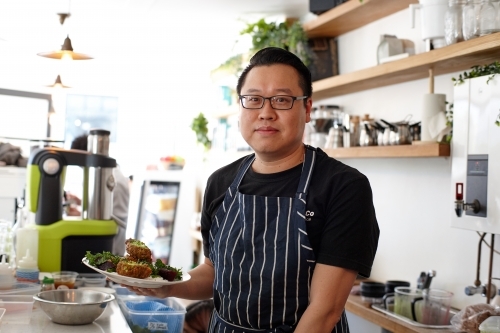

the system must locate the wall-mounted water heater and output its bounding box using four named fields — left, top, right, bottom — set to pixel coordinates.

left=451, top=75, right=500, bottom=233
